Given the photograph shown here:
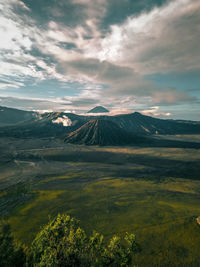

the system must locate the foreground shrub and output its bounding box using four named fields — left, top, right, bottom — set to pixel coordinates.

left=0, top=221, right=26, bottom=267
left=29, top=214, right=140, bottom=266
